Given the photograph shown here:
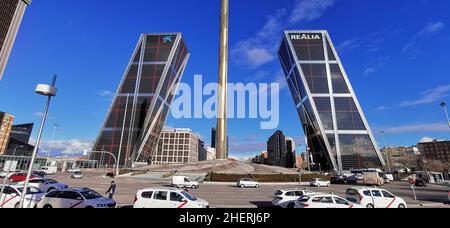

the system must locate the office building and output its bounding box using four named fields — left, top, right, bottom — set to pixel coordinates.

left=278, top=31, right=385, bottom=171
left=198, top=139, right=207, bottom=161
left=382, top=146, right=420, bottom=158
left=267, top=130, right=295, bottom=168
left=153, top=128, right=199, bottom=165
left=211, top=128, right=216, bottom=148
left=0, top=0, right=31, bottom=80
left=91, top=33, right=190, bottom=166
left=6, top=123, right=34, bottom=156
left=0, top=112, right=14, bottom=155
left=285, top=137, right=296, bottom=168
left=418, top=140, right=450, bottom=163
left=205, top=146, right=216, bottom=161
